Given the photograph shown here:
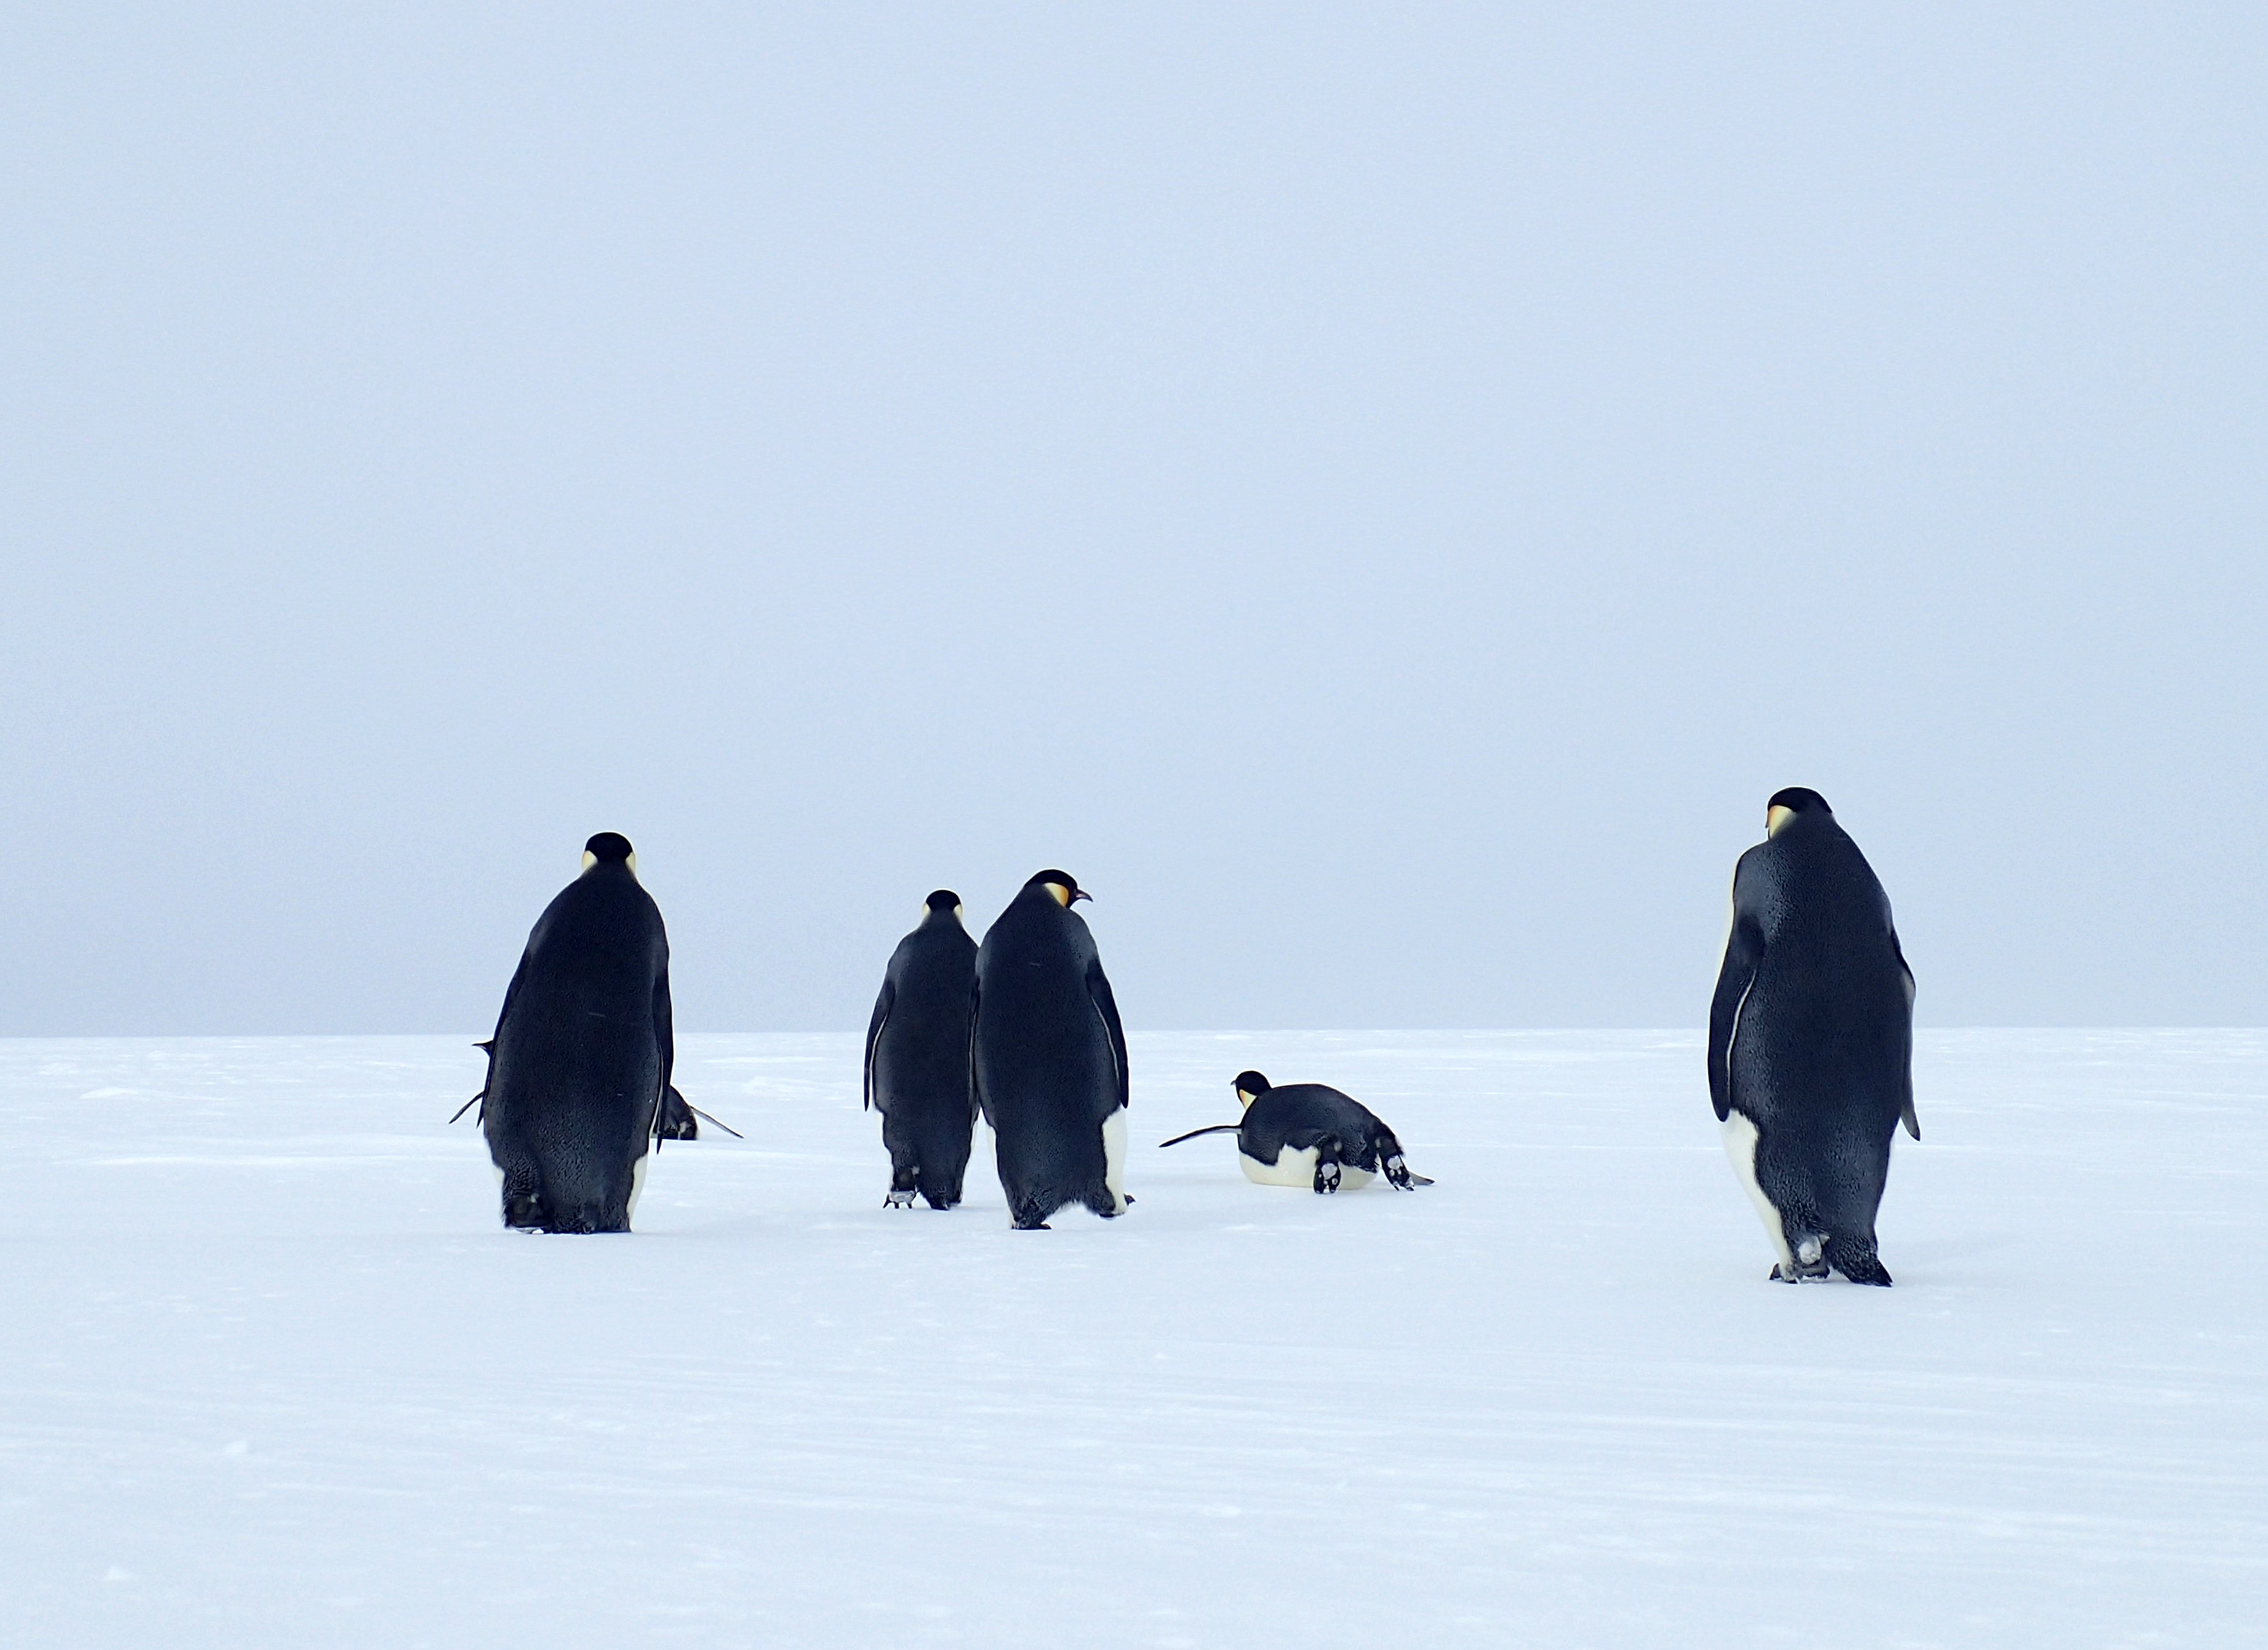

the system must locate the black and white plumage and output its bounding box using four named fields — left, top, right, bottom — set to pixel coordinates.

left=1158, top=1071, right=1432, bottom=1194
left=972, top=869, right=1129, bottom=1230
left=865, top=890, right=979, bottom=1209
left=474, top=832, right=675, bottom=1234
left=1709, top=789, right=1919, bottom=1285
